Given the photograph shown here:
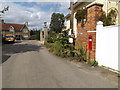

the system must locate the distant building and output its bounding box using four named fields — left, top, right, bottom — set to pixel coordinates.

left=0, top=20, right=30, bottom=40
